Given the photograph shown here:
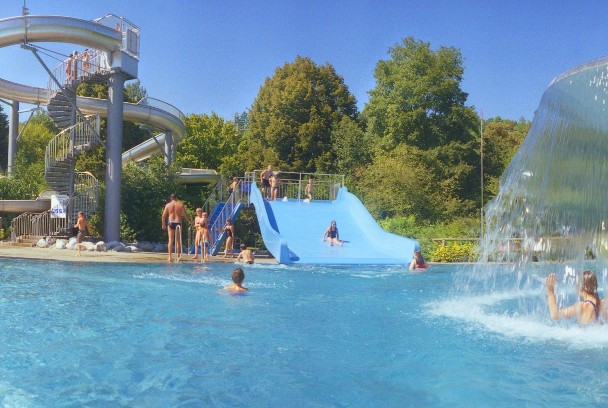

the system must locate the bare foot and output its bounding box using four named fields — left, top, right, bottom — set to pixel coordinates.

left=166, top=257, right=172, bottom=262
